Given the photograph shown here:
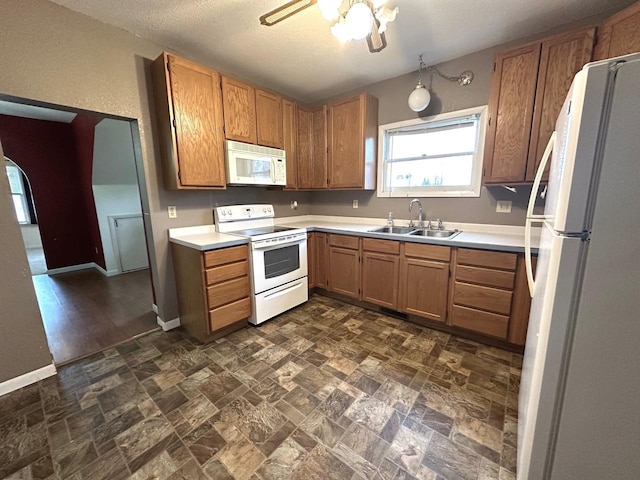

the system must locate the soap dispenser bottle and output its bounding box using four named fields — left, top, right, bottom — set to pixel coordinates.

left=387, top=212, right=394, bottom=228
